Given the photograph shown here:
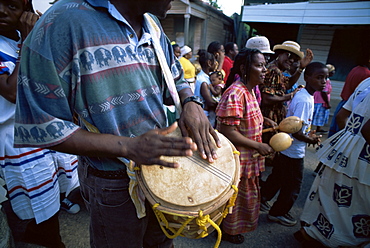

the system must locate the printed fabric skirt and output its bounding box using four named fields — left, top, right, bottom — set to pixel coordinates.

left=312, top=103, right=330, bottom=127
left=222, top=176, right=260, bottom=235
left=300, top=165, right=370, bottom=247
